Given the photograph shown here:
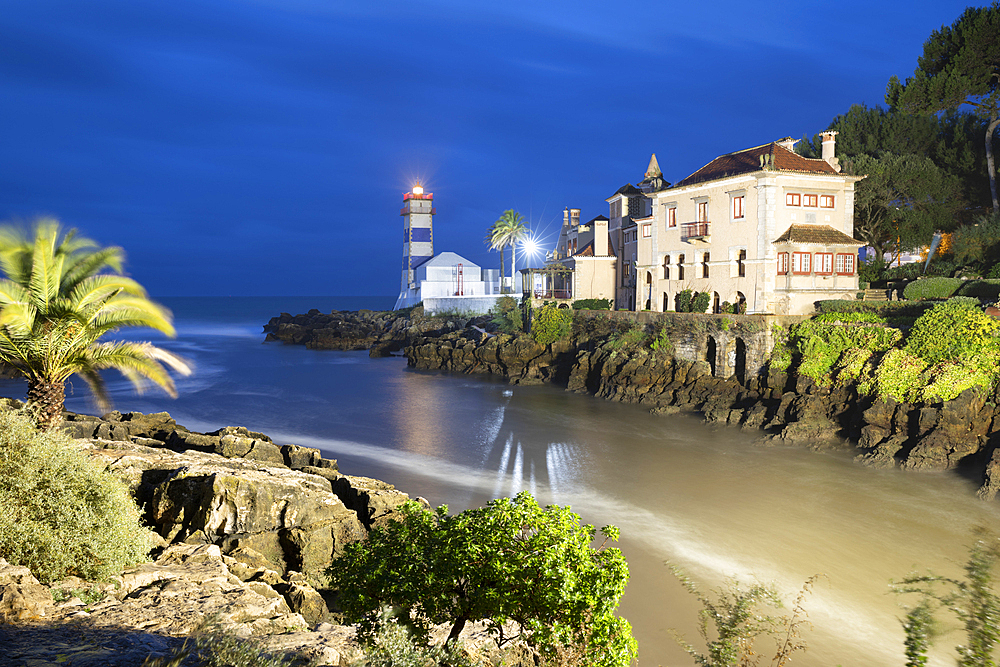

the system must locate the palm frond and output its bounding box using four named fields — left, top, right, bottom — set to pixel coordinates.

left=87, top=296, right=176, bottom=336
left=62, top=246, right=127, bottom=293
left=68, top=274, right=149, bottom=311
